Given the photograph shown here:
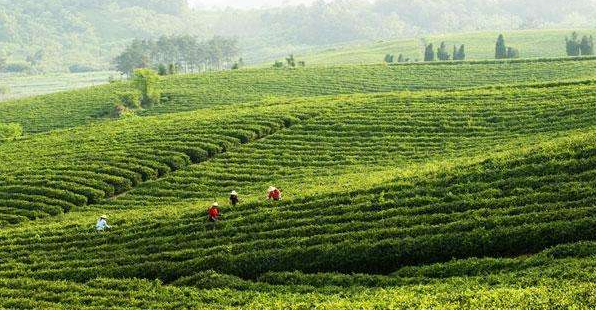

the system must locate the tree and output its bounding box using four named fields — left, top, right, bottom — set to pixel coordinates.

left=384, top=54, right=394, bottom=63
left=453, top=45, right=457, bottom=60
left=437, top=42, right=450, bottom=61
left=115, top=35, right=240, bottom=76
left=114, top=39, right=149, bottom=77
left=580, top=35, right=594, bottom=56
left=506, top=47, right=520, bottom=59
left=157, top=64, right=168, bottom=76
left=26, top=50, right=44, bottom=67
left=495, top=34, right=507, bottom=59
left=132, top=68, right=160, bottom=108
left=0, top=56, right=5, bottom=72
left=424, top=43, right=435, bottom=62
left=397, top=54, right=404, bottom=63
left=566, top=32, right=581, bottom=56
left=458, top=45, right=466, bottom=61
left=286, top=54, right=296, bottom=67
